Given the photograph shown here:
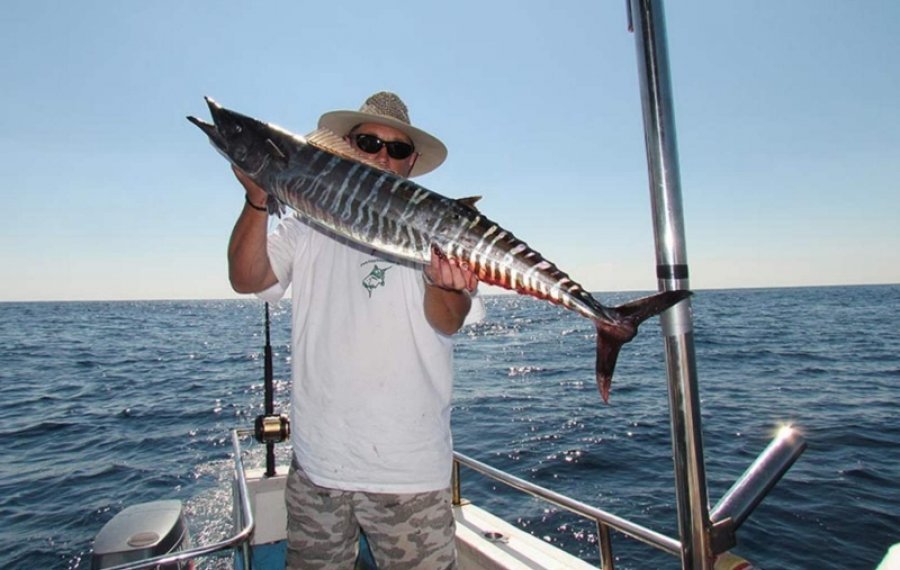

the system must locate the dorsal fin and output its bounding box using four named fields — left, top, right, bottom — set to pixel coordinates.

left=457, top=196, right=482, bottom=211
left=304, top=128, right=388, bottom=172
